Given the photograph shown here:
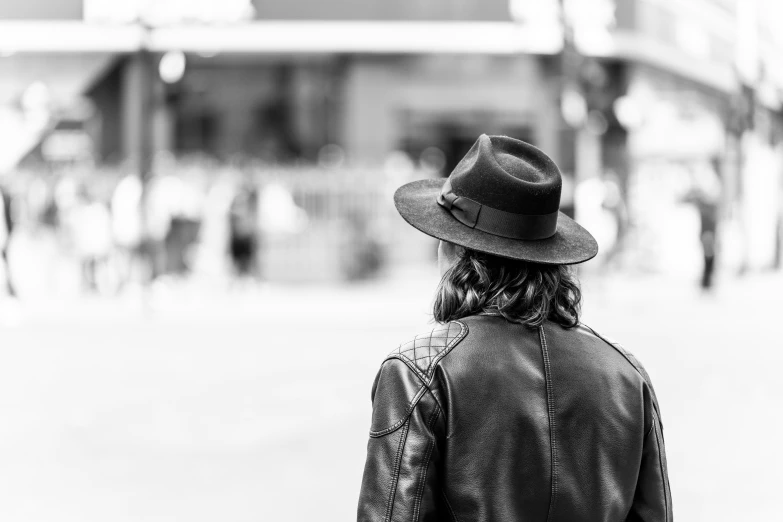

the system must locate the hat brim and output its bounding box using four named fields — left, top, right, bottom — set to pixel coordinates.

left=394, top=179, right=598, bottom=265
